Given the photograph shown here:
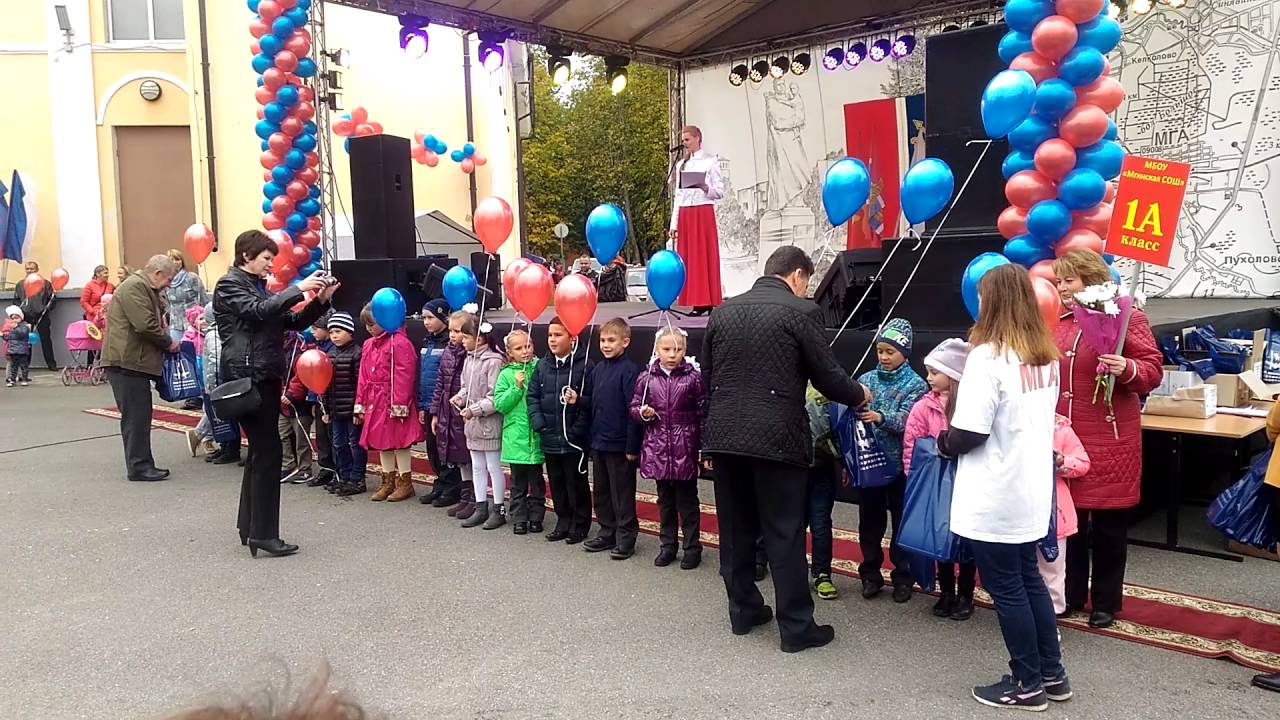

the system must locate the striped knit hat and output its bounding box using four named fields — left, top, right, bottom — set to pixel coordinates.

left=326, top=311, right=355, bottom=333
